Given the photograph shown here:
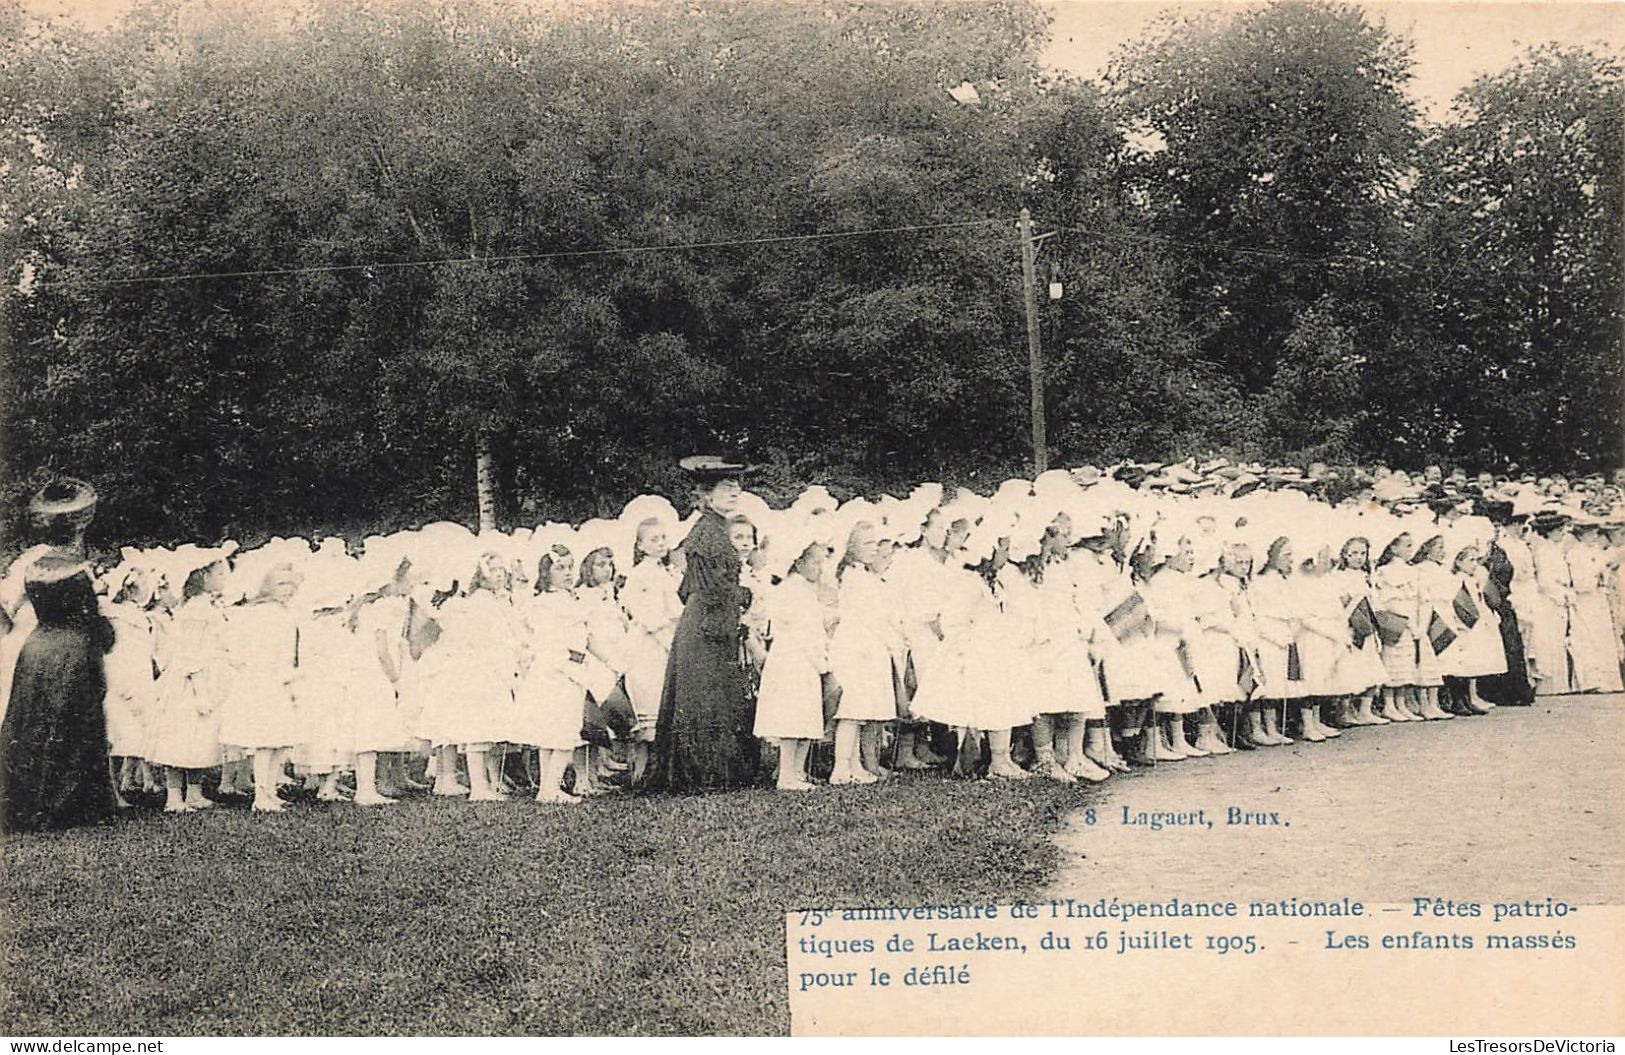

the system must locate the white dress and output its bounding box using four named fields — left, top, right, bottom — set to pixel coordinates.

left=1000, top=567, right=1062, bottom=717
left=414, top=590, right=525, bottom=747
left=1185, top=574, right=1247, bottom=705
left=1064, top=552, right=1123, bottom=711
left=1373, top=562, right=1424, bottom=687
left=1413, top=560, right=1458, bottom=687
left=394, top=589, right=436, bottom=752
left=218, top=601, right=302, bottom=751
left=292, top=610, right=359, bottom=772
left=830, top=566, right=905, bottom=722
left=1326, top=569, right=1388, bottom=694
left=144, top=597, right=229, bottom=769
left=102, top=600, right=159, bottom=756
left=579, top=583, right=630, bottom=679
left=1566, top=542, right=1623, bottom=692
left=1250, top=571, right=1312, bottom=700
left=957, top=571, right=1033, bottom=732
left=514, top=590, right=617, bottom=751
left=1102, top=573, right=1186, bottom=705
left=1035, top=561, right=1104, bottom=717
left=1527, top=536, right=1575, bottom=694
left=907, top=564, right=985, bottom=728
left=619, top=560, right=682, bottom=740
left=1293, top=573, right=1352, bottom=696
left=352, top=596, right=415, bottom=753
left=888, top=547, right=950, bottom=722
left=753, top=575, right=830, bottom=740
left=1138, top=568, right=1201, bottom=714
left=1442, top=569, right=1507, bottom=678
